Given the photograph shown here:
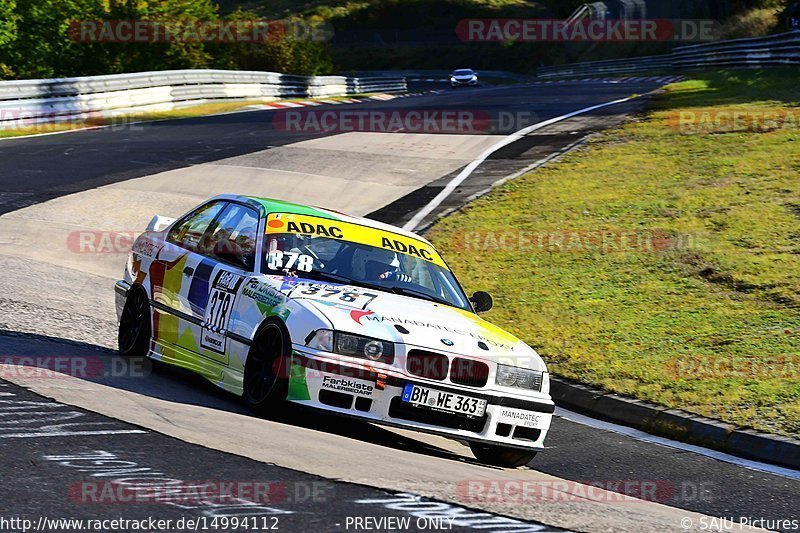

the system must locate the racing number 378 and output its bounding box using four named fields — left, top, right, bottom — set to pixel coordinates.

left=207, top=289, right=233, bottom=330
